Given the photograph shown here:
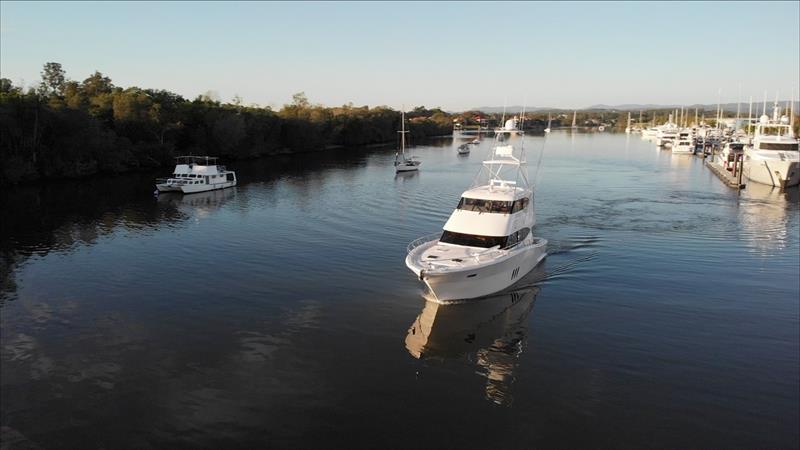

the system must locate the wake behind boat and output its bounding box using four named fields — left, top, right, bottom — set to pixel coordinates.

left=405, top=125, right=547, bottom=302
